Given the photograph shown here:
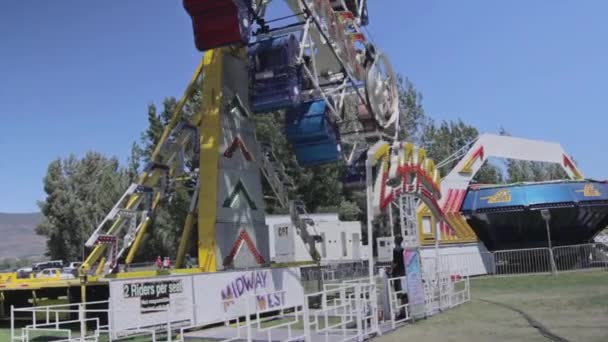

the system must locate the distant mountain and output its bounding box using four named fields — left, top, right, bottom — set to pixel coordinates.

left=0, top=212, right=46, bottom=258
